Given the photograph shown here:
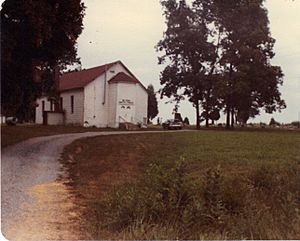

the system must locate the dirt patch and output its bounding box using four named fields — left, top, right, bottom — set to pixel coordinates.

left=4, top=181, right=88, bottom=241
left=60, top=134, right=152, bottom=238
